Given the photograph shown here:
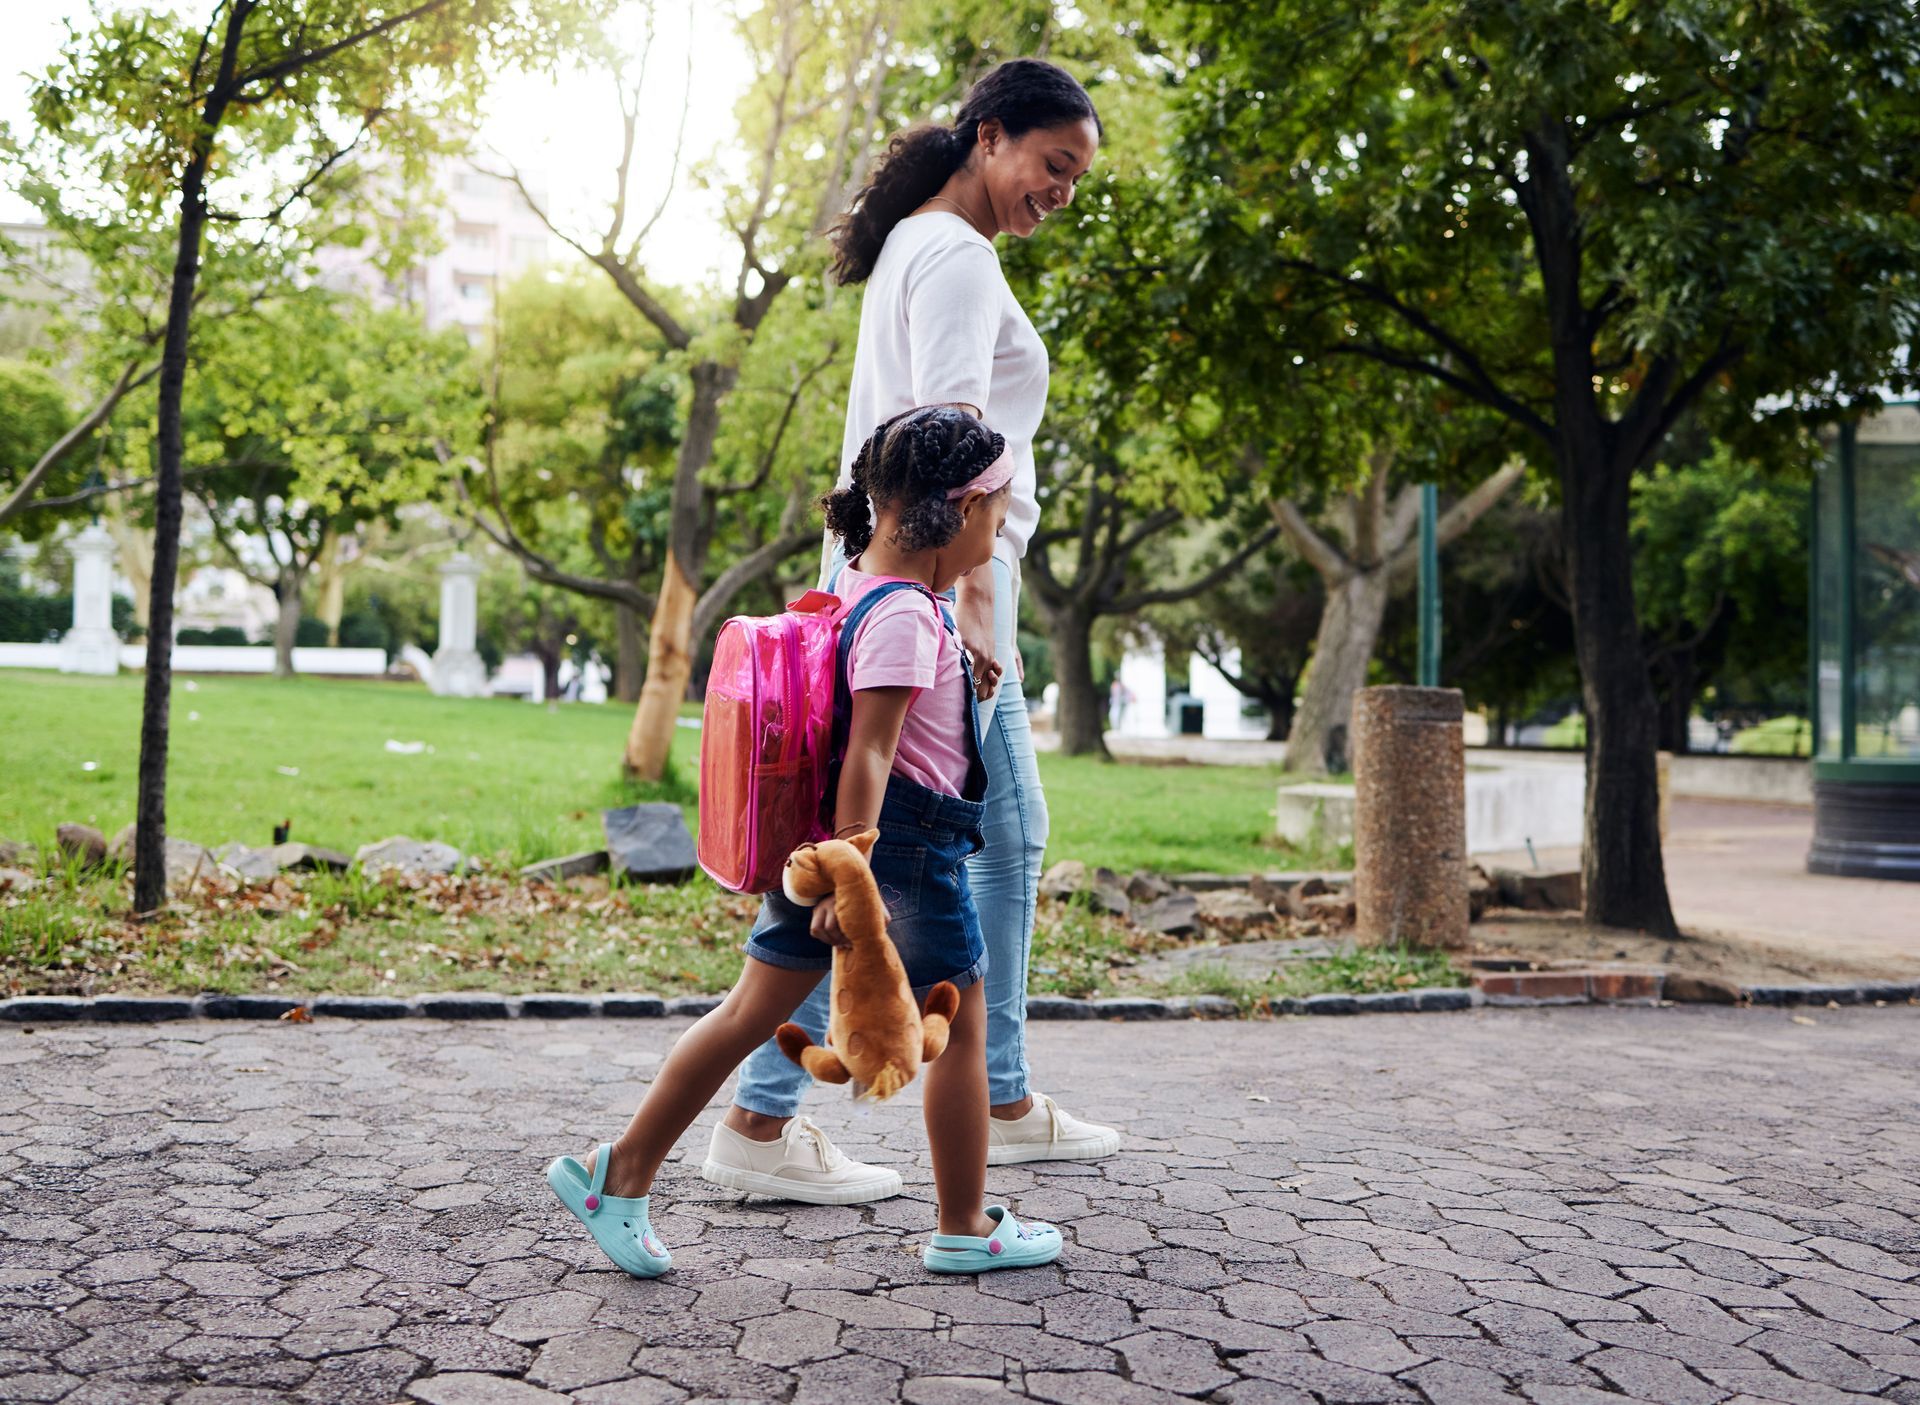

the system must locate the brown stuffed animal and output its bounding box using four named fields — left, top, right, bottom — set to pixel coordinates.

left=773, top=831, right=959, bottom=1102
